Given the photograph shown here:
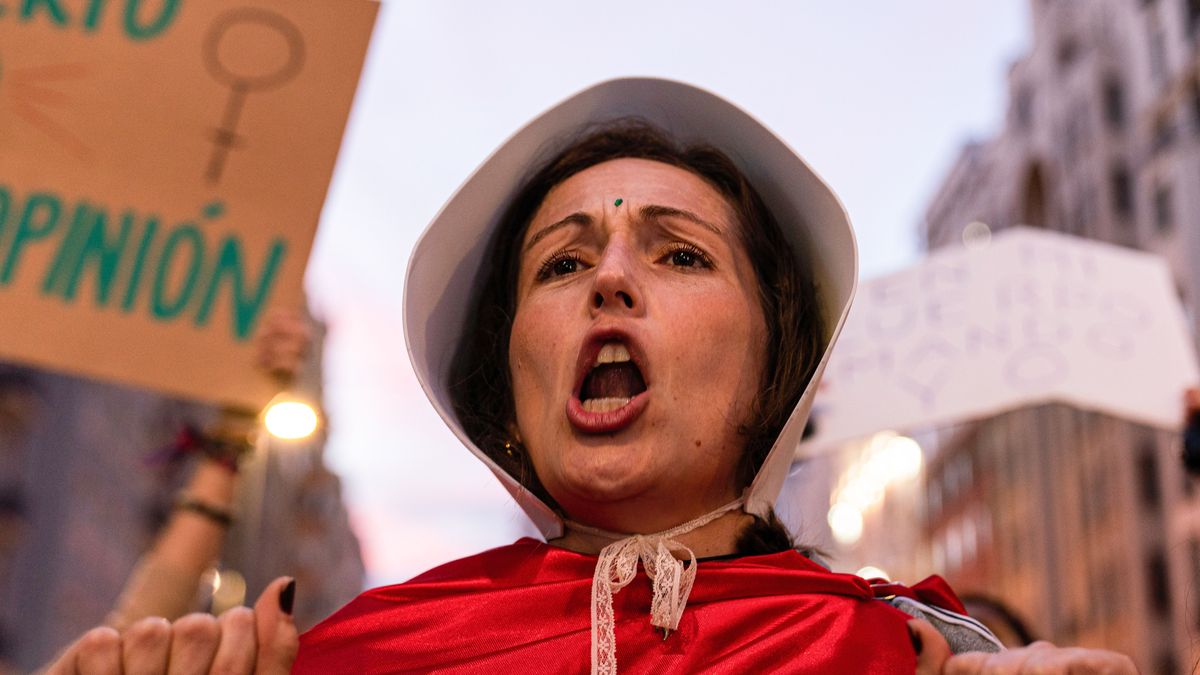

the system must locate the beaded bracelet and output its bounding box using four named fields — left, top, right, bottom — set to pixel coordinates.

left=153, top=424, right=253, bottom=473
